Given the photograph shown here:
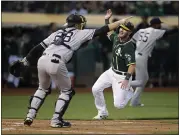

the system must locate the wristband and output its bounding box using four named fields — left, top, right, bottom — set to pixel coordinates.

left=21, top=57, right=29, bottom=66
left=125, top=73, right=131, bottom=80
left=105, top=19, right=110, bottom=24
